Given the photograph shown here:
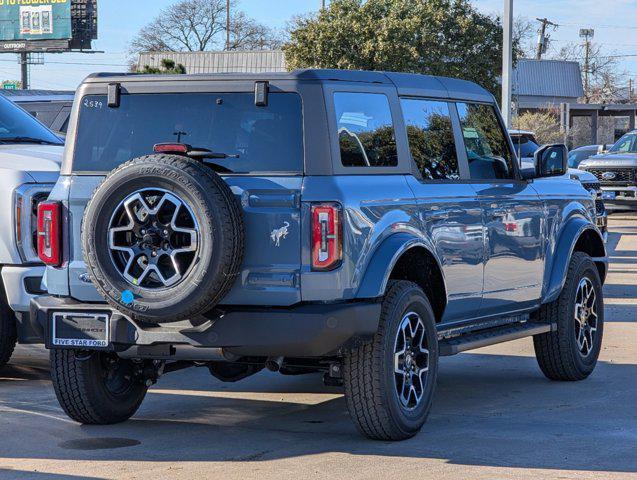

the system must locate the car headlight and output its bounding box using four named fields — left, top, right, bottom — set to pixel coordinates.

left=14, top=184, right=53, bottom=263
